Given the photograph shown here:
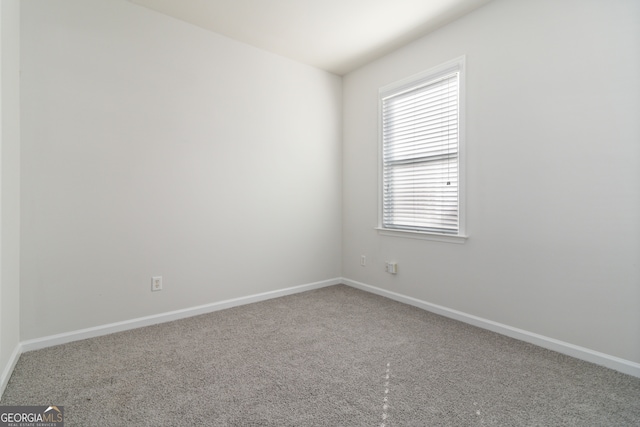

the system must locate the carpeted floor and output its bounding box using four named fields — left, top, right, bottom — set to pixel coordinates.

left=2, top=285, right=640, bottom=426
